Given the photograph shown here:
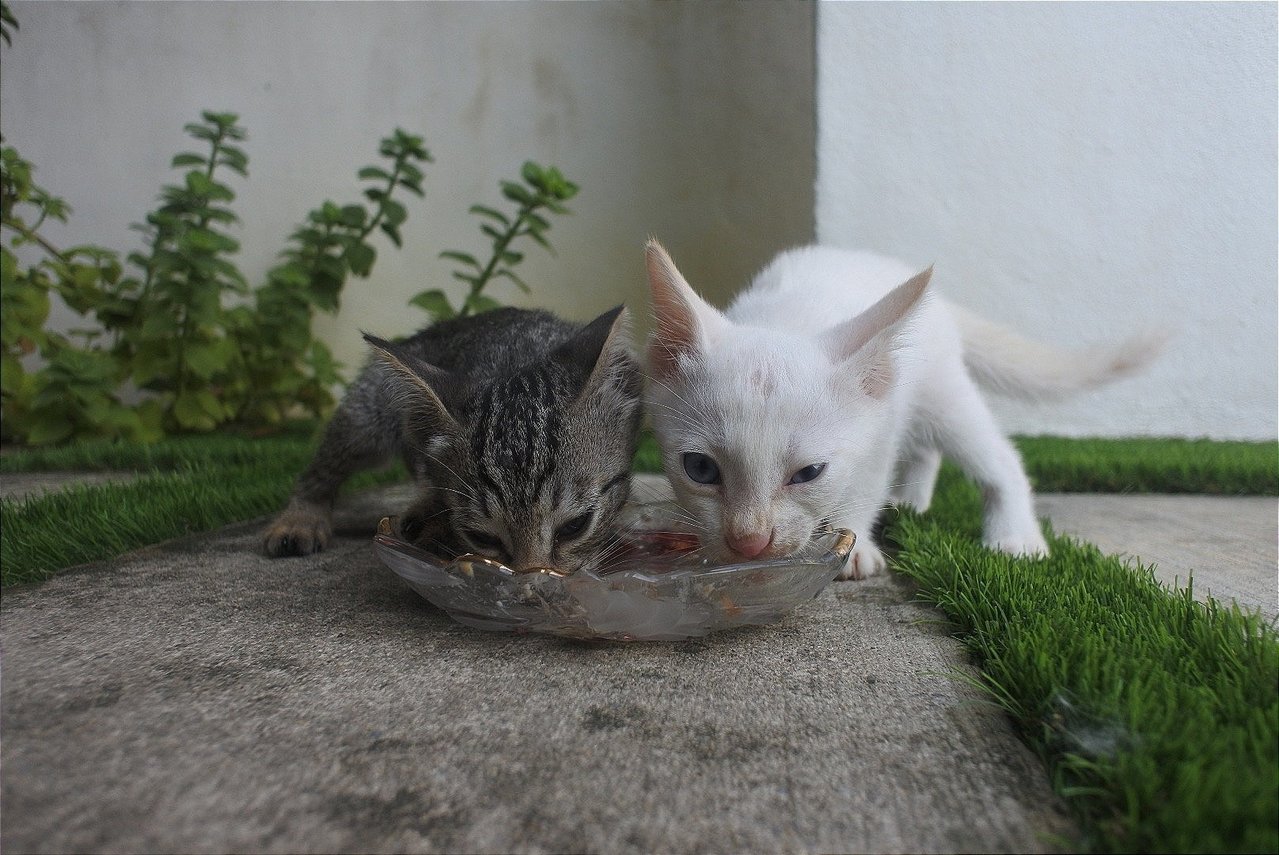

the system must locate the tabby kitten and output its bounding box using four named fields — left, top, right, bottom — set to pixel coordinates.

left=263, top=306, right=643, bottom=573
